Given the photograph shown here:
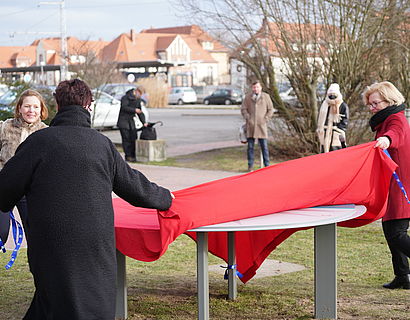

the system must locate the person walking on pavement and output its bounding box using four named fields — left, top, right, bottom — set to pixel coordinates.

left=117, top=87, right=146, bottom=162
left=241, top=81, right=274, bottom=171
